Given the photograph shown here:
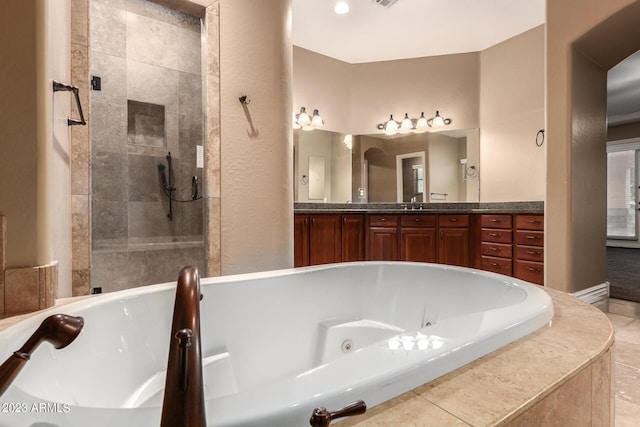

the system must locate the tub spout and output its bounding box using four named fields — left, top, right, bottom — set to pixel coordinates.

left=309, top=400, right=367, bottom=427
left=160, top=265, right=206, bottom=427
left=0, top=314, right=84, bottom=397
